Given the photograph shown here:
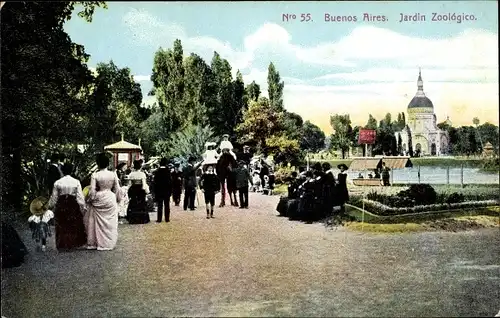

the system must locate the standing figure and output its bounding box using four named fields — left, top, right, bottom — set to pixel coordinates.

left=337, top=164, right=350, bottom=215
left=235, top=160, right=253, bottom=209
left=46, top=153, right=63, bottom=196
left=216, top=151, right=237, bottom=207
left=85, top=153, right=122, bottom=251
left=381, top=162, right=391, bottom=186
left=28, top=197, right=54, bottom=252
left=238, top=145, right=252, bottom=166
left=199, top=165, right=220, bottom=219
left=126, top=160, right=151, bottom=224
left=171, top=162, right=183, bottom=206
left=154, top=158, right=172, bottom=223
left=183, top=156, right=203, bottom=211
left=226, top=162, right=239, bottom=206
left=48, top=162, right=87, bottom=251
